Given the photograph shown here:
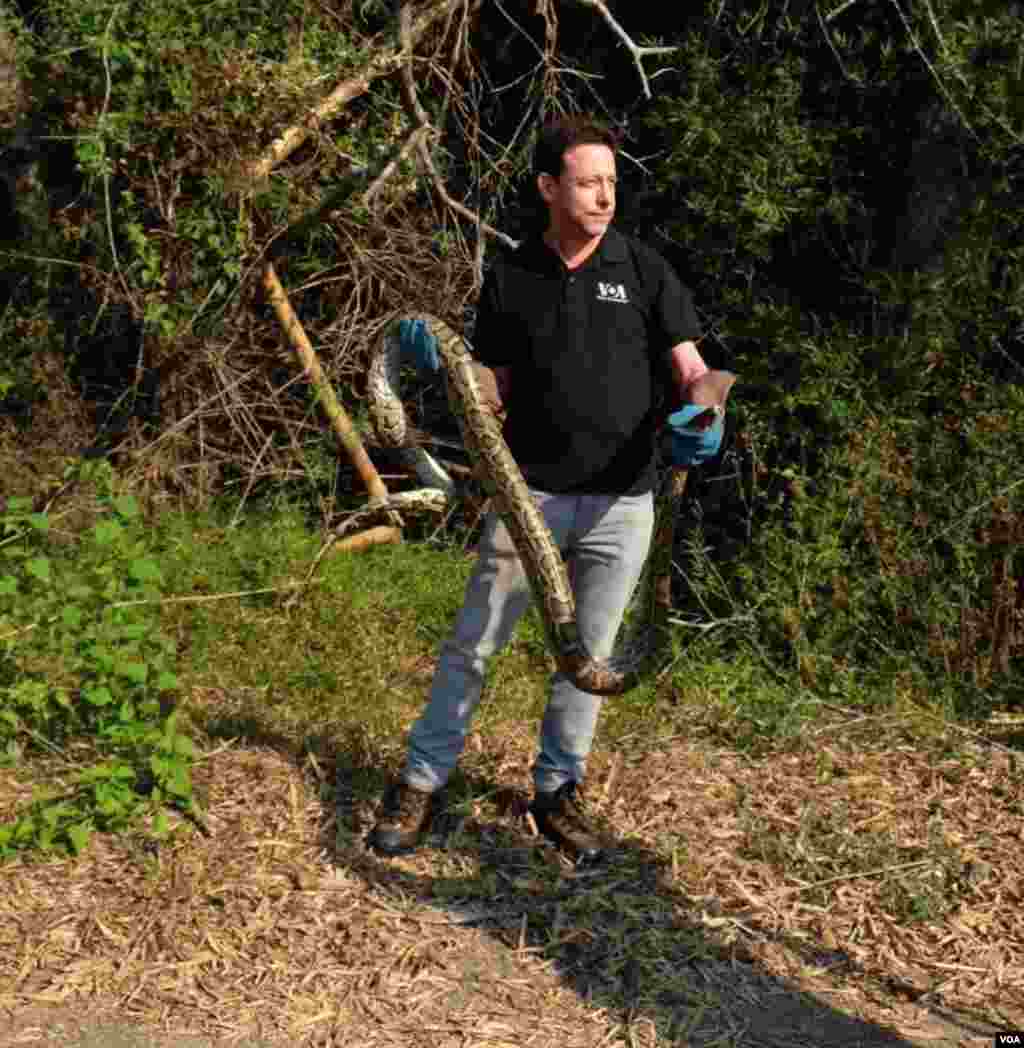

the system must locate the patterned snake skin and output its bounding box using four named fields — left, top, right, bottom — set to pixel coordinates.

left=366, top=315, right=686, bottom=696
